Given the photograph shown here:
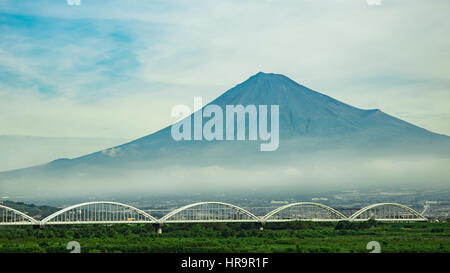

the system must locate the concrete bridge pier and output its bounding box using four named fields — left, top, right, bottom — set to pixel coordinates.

left=154, top=223, right=163, bottom=234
